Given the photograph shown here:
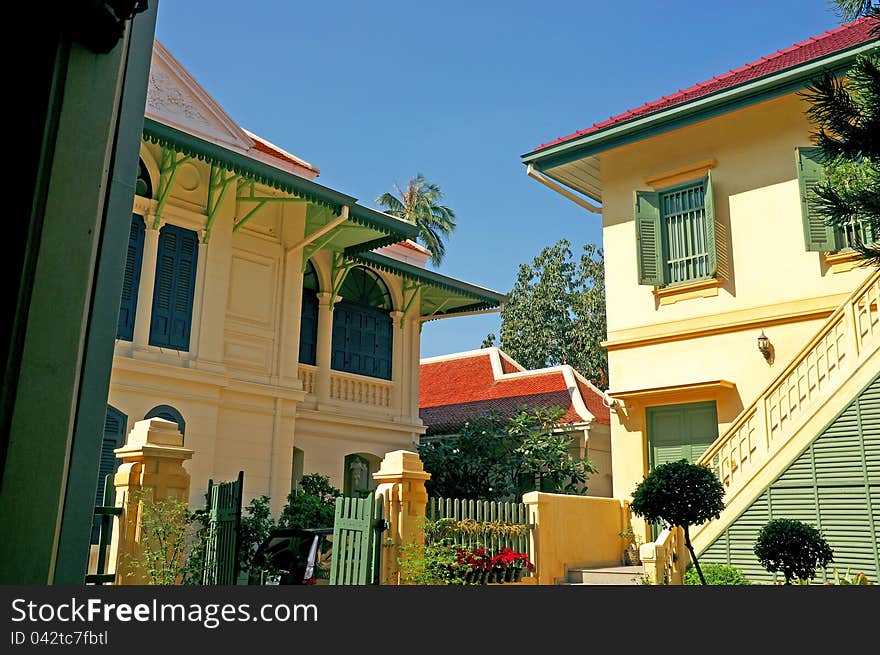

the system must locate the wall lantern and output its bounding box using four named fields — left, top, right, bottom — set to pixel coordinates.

left=757, top=331, right=773, bottom=362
